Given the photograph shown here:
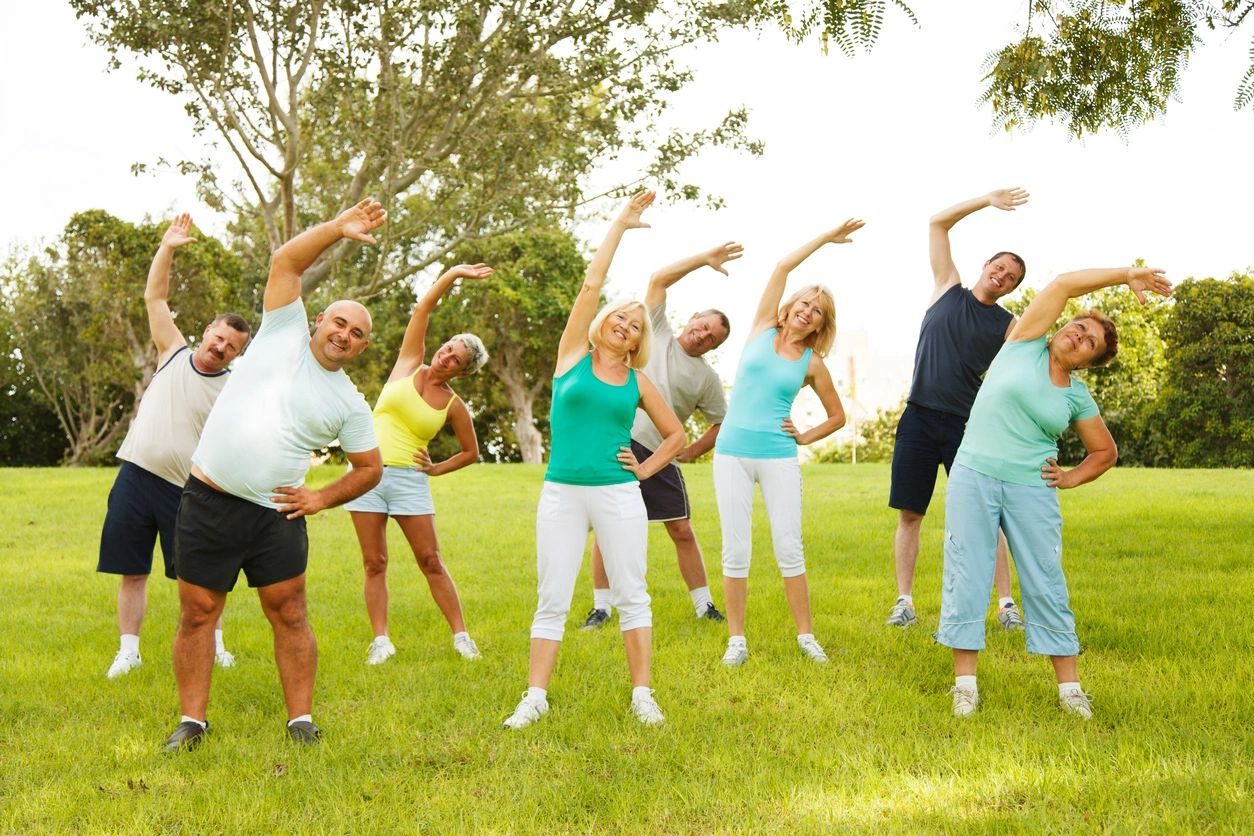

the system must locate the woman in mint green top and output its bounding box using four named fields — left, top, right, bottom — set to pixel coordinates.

left=938, top=265, right=1173, bottom=720
left=503, top=191, right=685, bottom=730
left=713, top=218, right=862, bottom=669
